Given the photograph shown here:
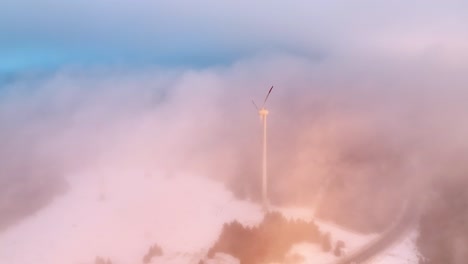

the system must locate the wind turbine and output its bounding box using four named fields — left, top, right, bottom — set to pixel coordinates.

left=252, top=86, right=273, bottom=211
